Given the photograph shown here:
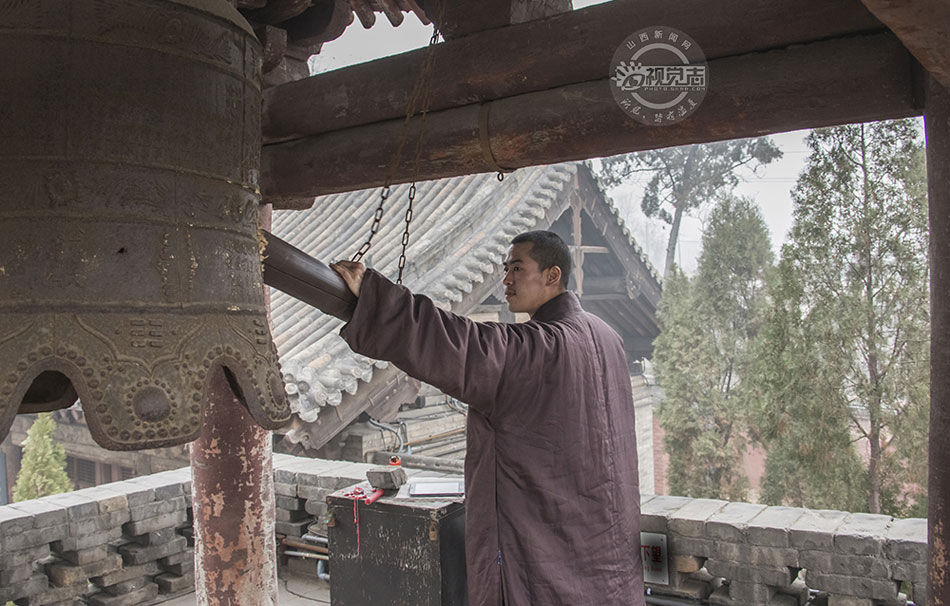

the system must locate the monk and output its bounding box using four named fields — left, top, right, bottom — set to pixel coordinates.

left=331, top=230, right=644, bottom=606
